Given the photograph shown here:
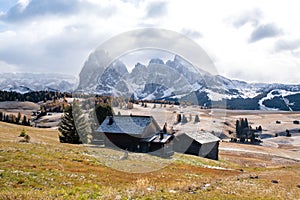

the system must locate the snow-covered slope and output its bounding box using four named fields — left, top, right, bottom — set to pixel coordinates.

left=0, top=73, right=78, bottom=93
